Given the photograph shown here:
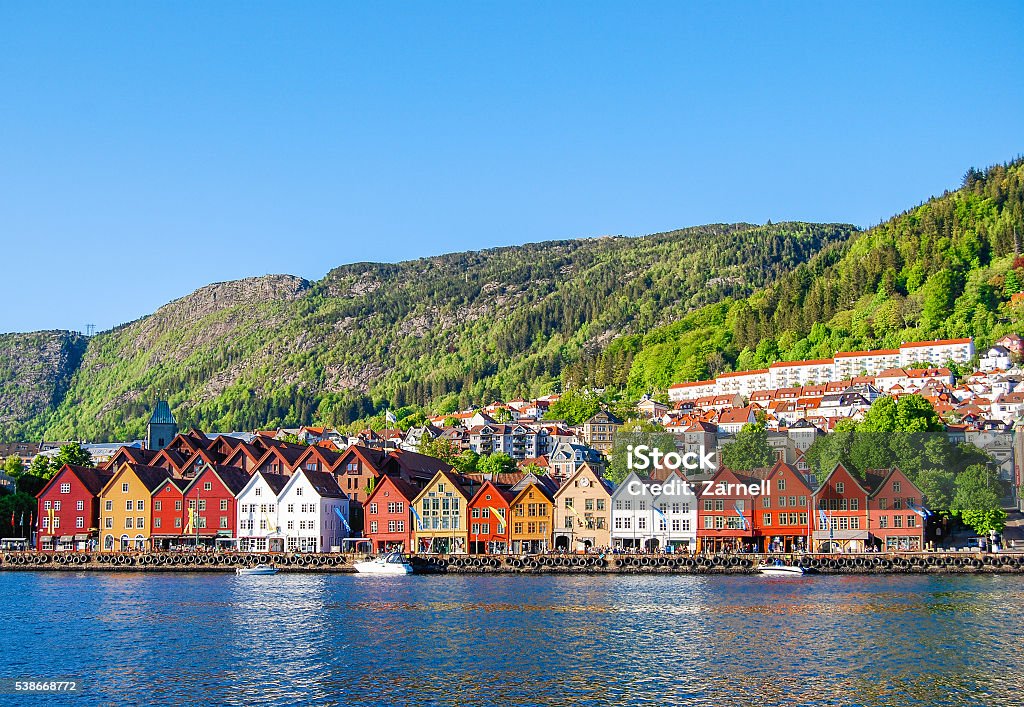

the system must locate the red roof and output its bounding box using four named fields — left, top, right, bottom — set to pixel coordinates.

left=833, top=348, right=899, bottom=358
left=899, top=338, right=972, bottom=349
left=718, top=369, right=768, bottom=378
left=769, top=359, right=833, bottom=368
